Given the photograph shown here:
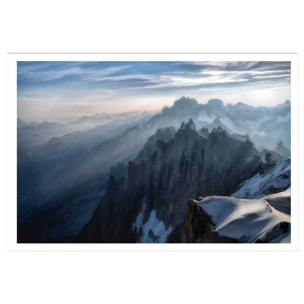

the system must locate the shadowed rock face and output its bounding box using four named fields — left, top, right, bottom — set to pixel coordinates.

left=167, top=199, right=239, bottom=243
left=78, top=120, right=264, bottom=243
left=168, top=192, right=290, bottom=243
left=263, top=188, right=291, bottom=215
